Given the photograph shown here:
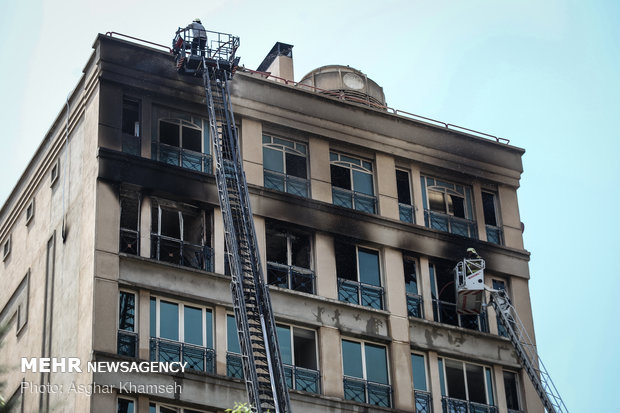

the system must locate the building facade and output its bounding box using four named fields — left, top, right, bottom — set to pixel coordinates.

left=0, top=34, right=542, bottom=413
